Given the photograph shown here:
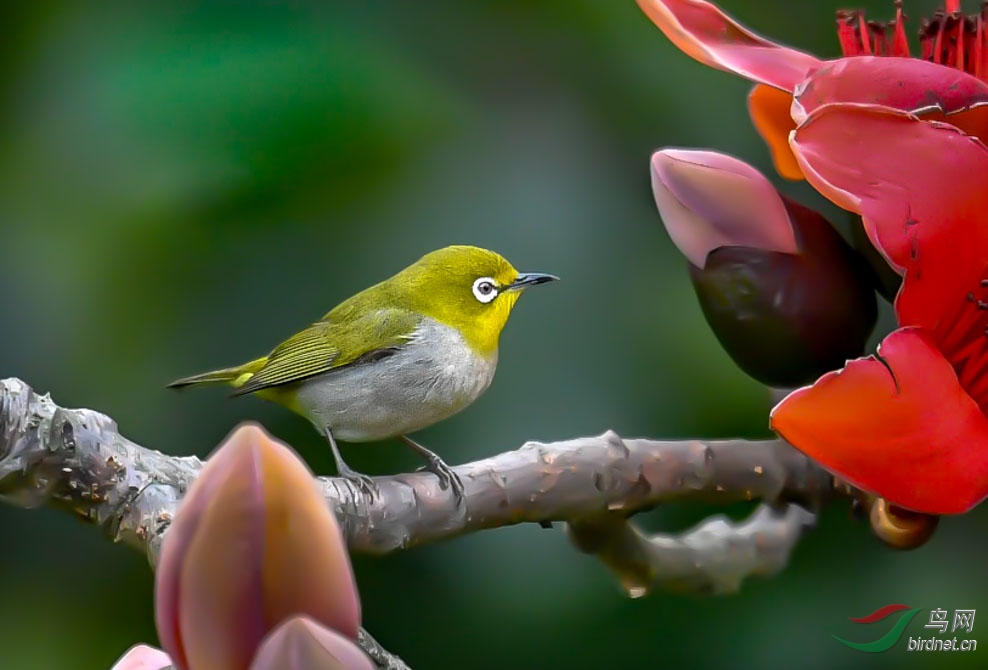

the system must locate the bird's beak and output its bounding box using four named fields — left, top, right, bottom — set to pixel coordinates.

left=506, top=272, right=559, bottom=291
